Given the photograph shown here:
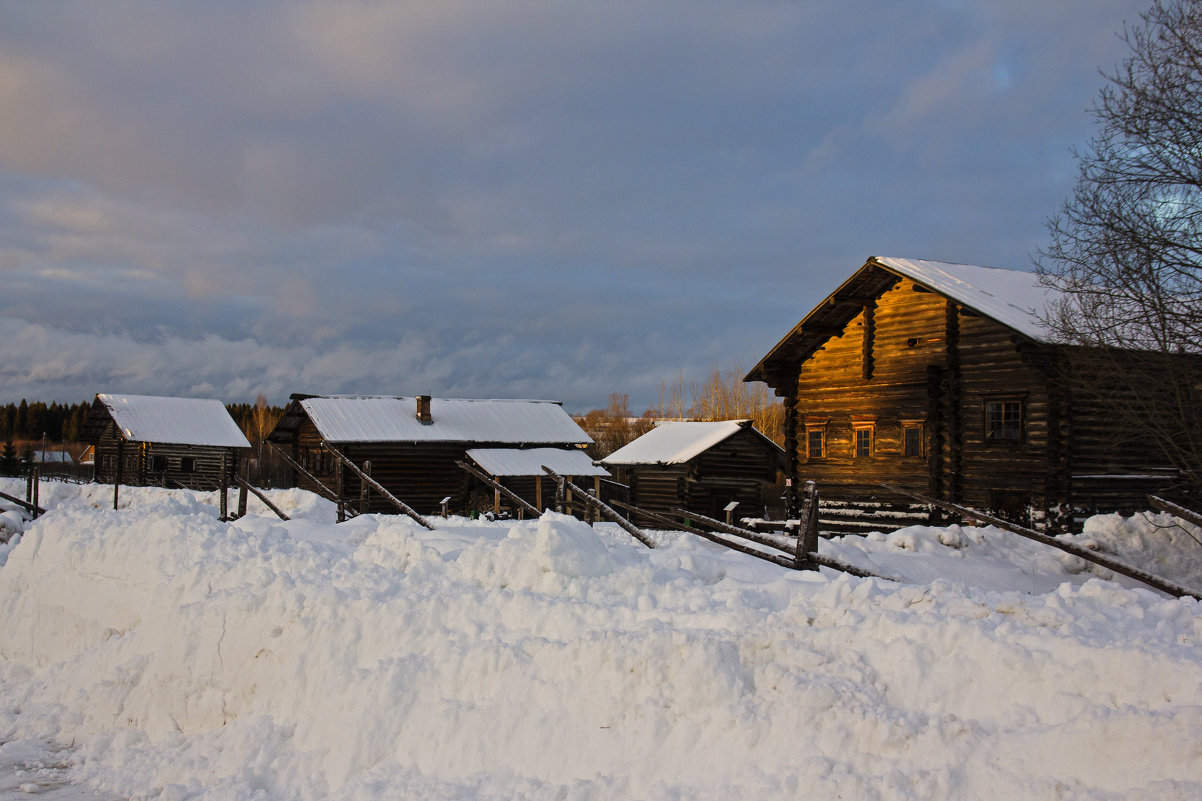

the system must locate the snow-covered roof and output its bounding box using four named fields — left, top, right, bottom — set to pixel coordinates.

left=747, top=255, right=1065, bottom=387
left=601, top=420, right=765, bottom=466
left=97, top=394, right=251, bottom=448
left=466, top=447, right=609, bottom=477
left=34, top=450, right=75, bottom=464
left=299, top=396, right=592, bottom=445
left=873, top=257, right=1056, bottom=342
